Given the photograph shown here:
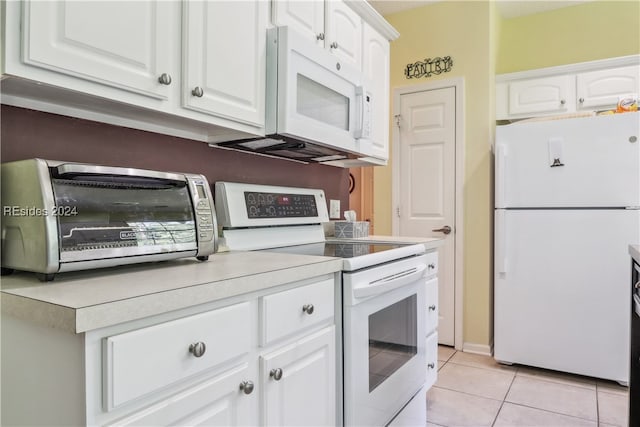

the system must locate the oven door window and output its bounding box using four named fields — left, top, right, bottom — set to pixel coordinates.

left=368, top=294, right=418, bottom=392
left=52, top=175, right=197, bottom=261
